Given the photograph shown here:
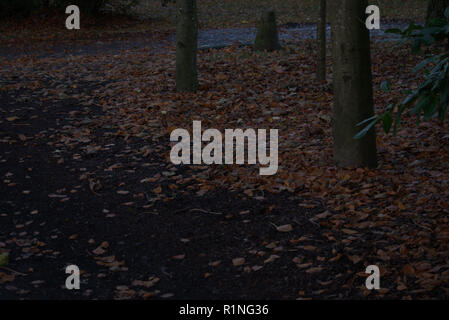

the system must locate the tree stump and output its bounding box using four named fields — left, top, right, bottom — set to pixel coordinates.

left=254, top=10, right=281, bottom=52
